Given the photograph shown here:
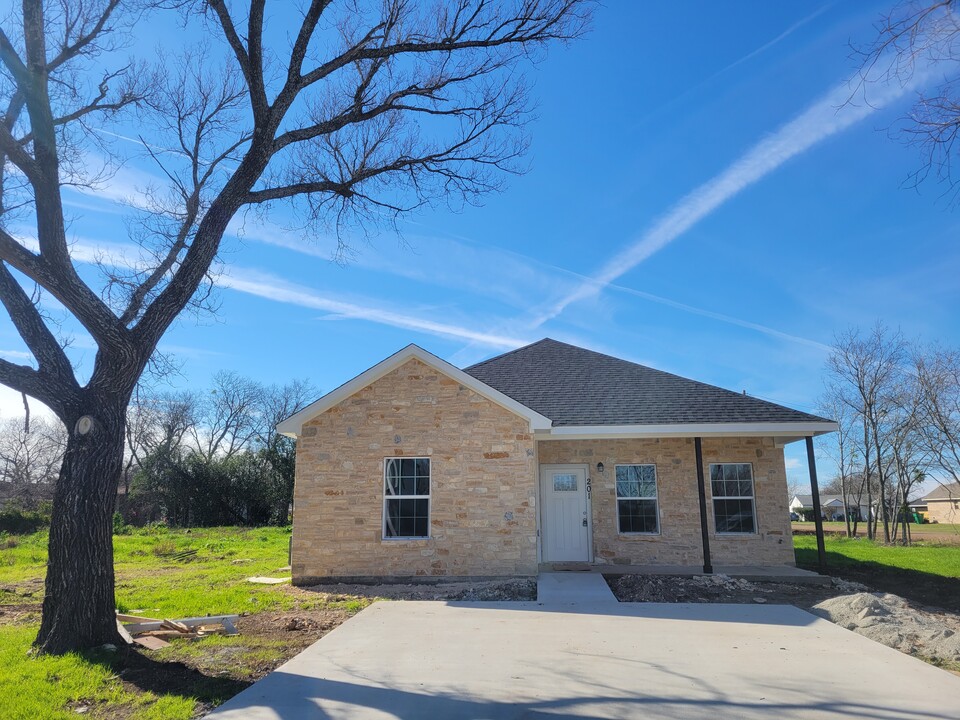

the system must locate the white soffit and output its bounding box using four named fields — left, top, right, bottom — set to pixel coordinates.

left=276, top=344, right=553, bottom=437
